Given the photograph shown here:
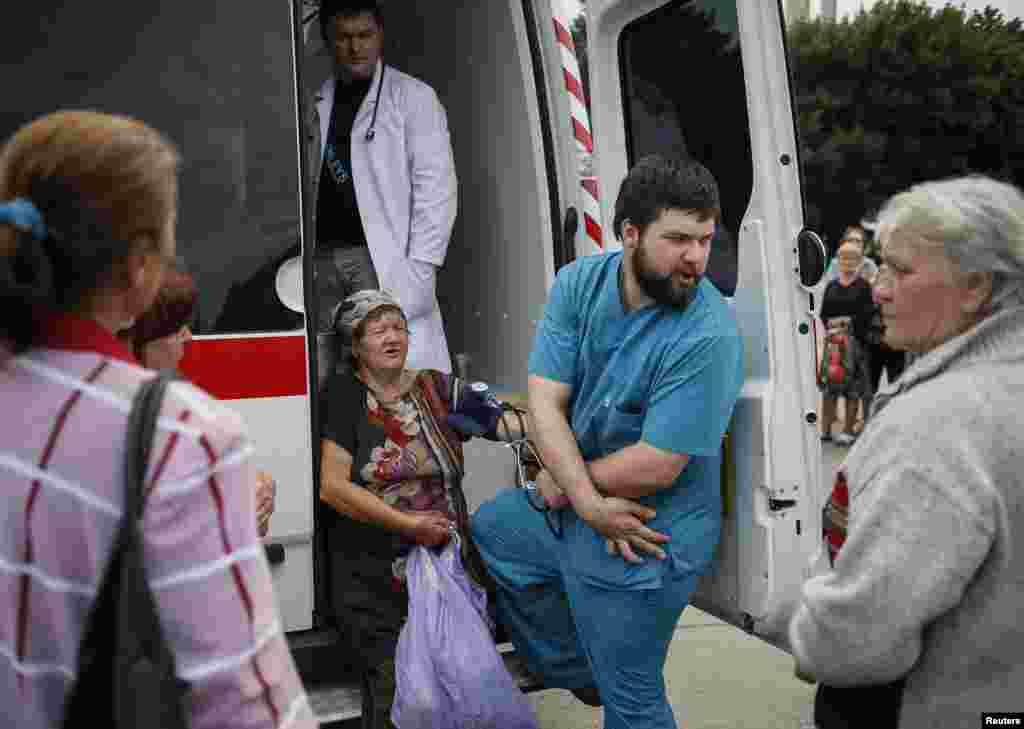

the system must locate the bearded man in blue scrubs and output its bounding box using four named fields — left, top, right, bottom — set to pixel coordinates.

left=472, top=155, right=744, bottom=729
